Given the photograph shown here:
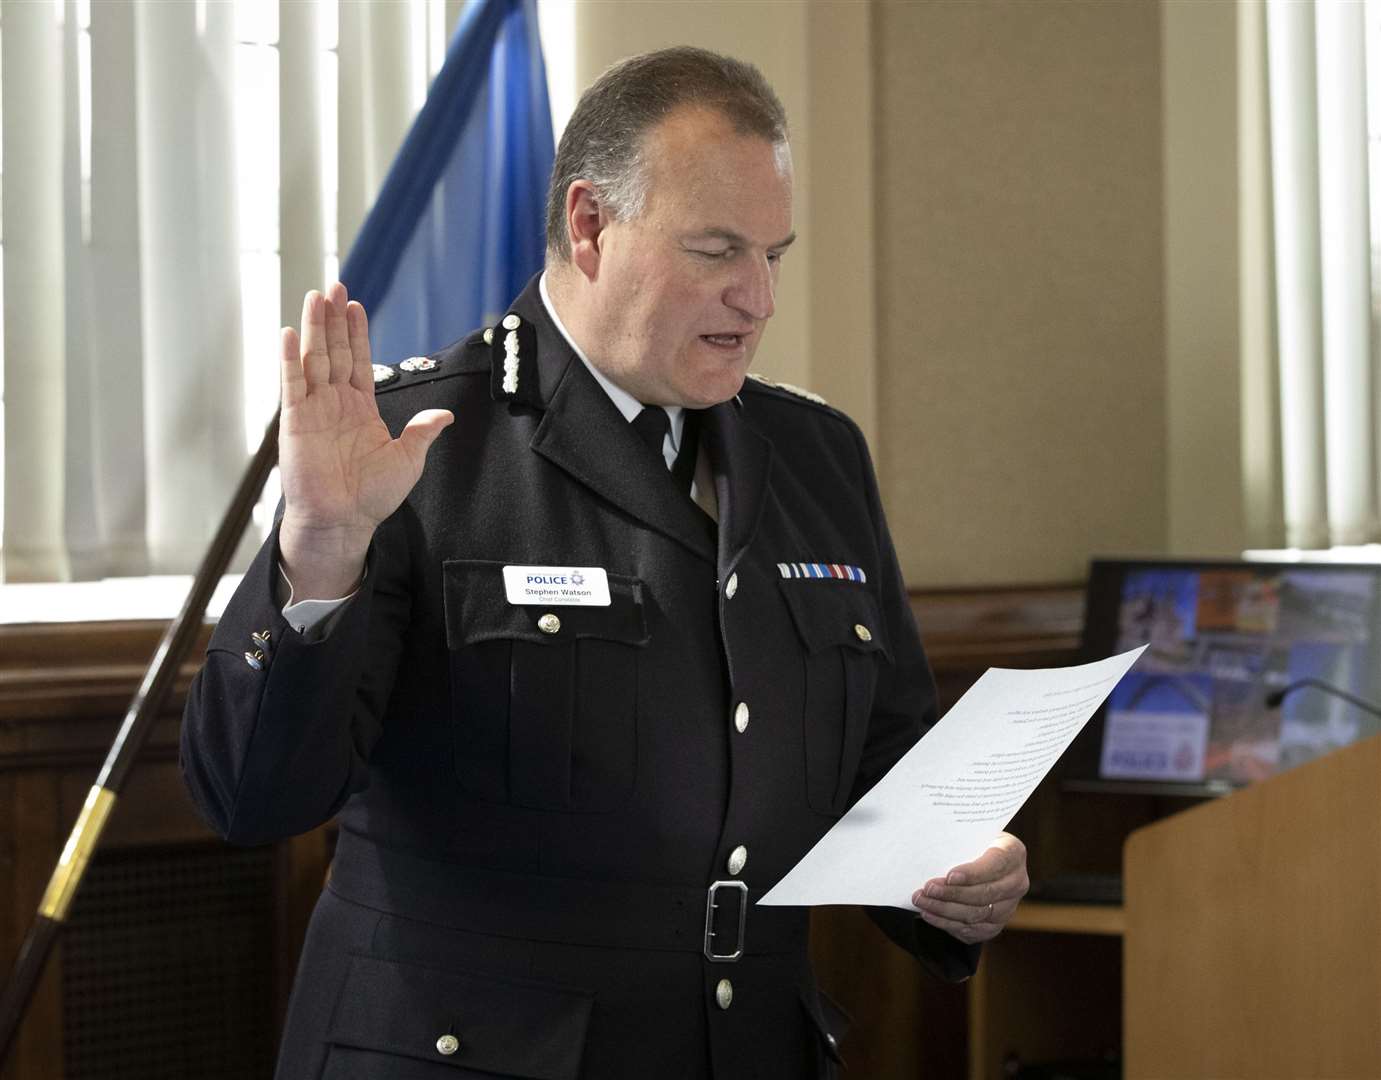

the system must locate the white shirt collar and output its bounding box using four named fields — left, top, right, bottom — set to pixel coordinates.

left=538, top=272, right=684, bottom=454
